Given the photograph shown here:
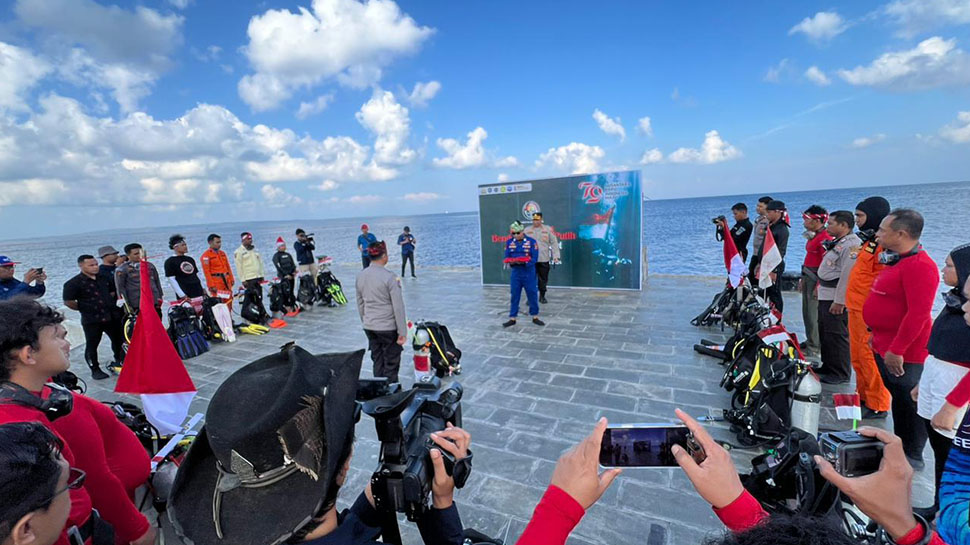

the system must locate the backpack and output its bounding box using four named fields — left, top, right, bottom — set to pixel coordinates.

left=241, top=284, right=270, bottom=325
left=167, top=304, right=210, bottom=360
left=412, top=321, right=462, bottom=376
left=297, top=274, right=316, bottom=307
left=268, top=282, right=284, bottom=313
left=103, top=400, right=164, bottom=454
left=199, top=297, right=223, bottom=341
left=317, top=270, right=347, bottom=306
left=691, top=283, right=735, bottom=327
